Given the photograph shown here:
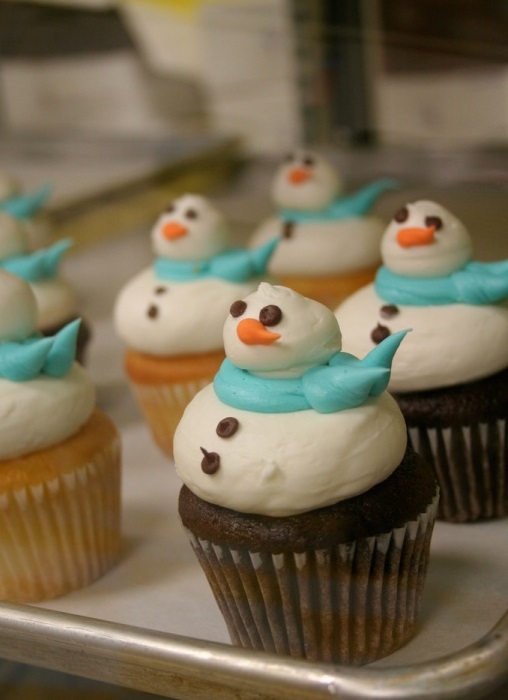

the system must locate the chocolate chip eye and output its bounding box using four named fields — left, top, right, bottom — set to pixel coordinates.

left=186, top=208, right=198, bottom=220
left=164, top=203, right=175, bottom=213
left=394, top=206, right=409, bottom=223
left=284, top=152, right=295, bottom=163
left=230, top=300, right=247, bottom=317
left=425, top=215, right=443, bottom=231
left=303, top=155, right=314, bottom=167
left=216, top=417, right=239, bottom=438
left=259, top=304, right=282, bottom=326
